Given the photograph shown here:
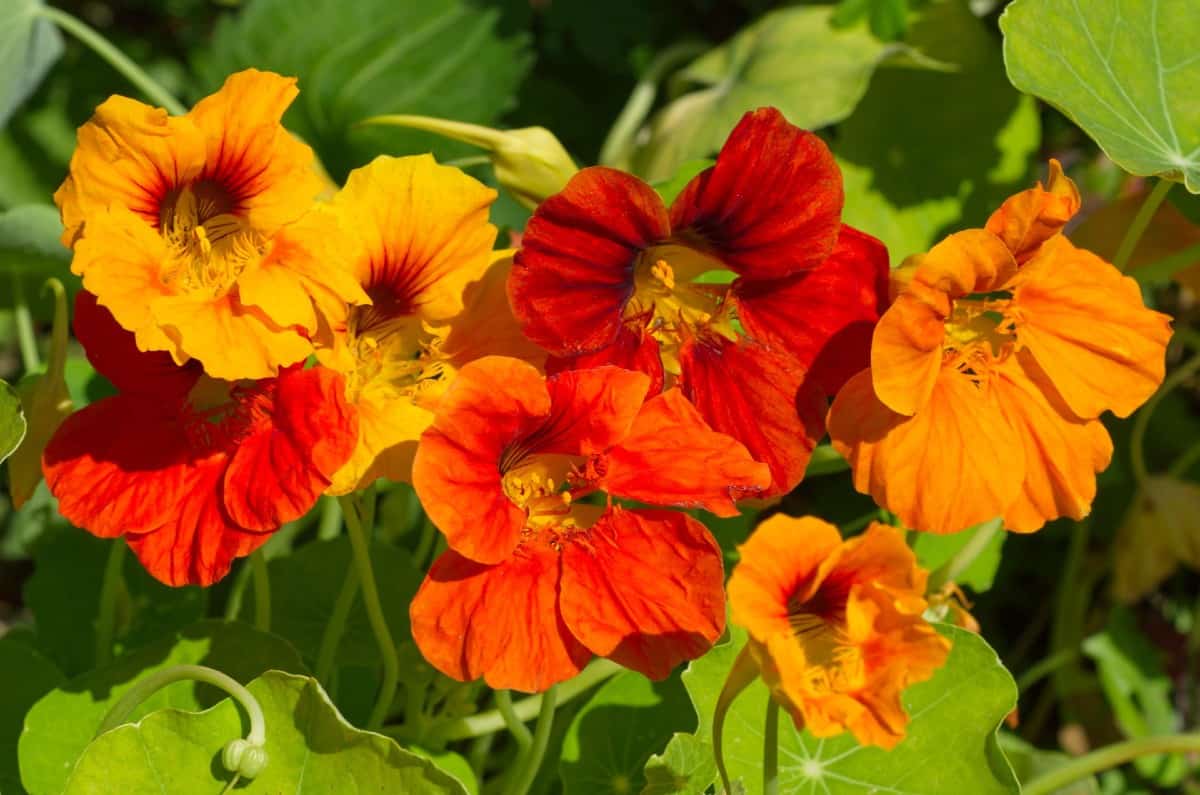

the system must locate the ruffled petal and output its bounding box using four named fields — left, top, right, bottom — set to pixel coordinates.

left=669, top=108, right=842, bottom=280
left=223, top=366, right=358, bottom=530
left=545, top=320, right=665, bottom=396
left=985, top=159, right=1081, bottom=262
left=558, top=508, right=725, bottom=680
left=186, top=69, right=322, bottom=236
left=679, top=334, right=825, bottom=498
left=511, top=167, right=669, bottom=354
left=733, top=224, right=889, bottom=395
left=604, top=388, right=770, bottom=515
left=410, top=544, right=590, bottom=693
left=438, top=253, right=548, bottom=372
left=540, top=366, right=650, bottom=456
left=827, top=368, right=1025, bottom=534
left=1011, top=236, right=1173, bottom=419
left=327, top=387, right=431, bottom=495
left=412, top=357, right=550, bottom=565
left=996, top=352, right=1113, bottom=533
